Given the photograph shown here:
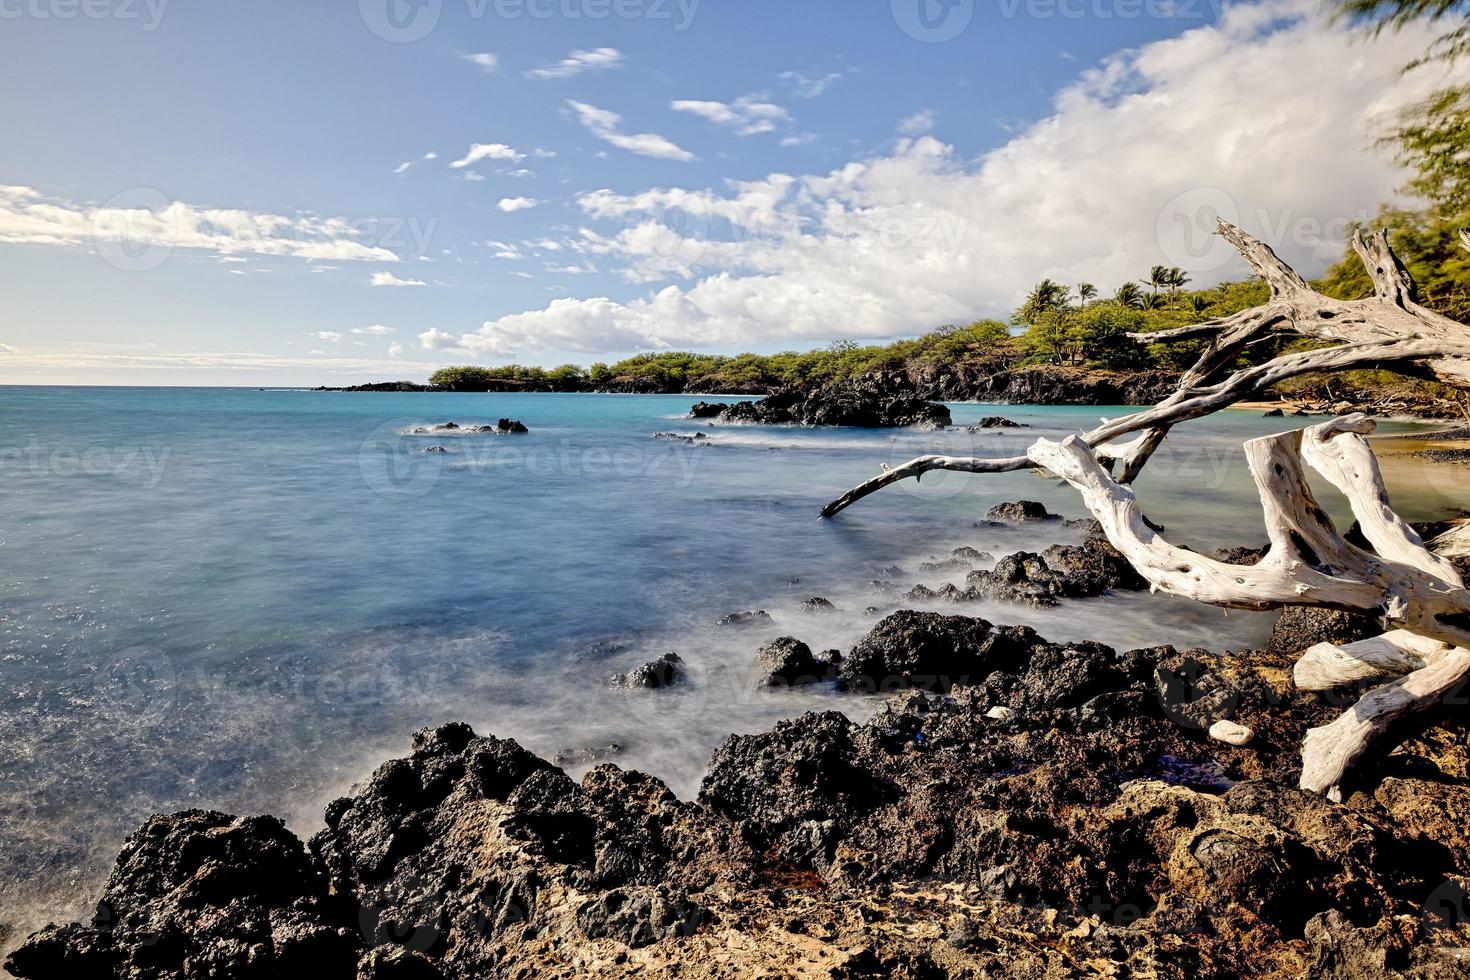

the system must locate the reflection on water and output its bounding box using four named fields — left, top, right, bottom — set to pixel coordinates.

left=0, top=387, right=1458, bottom=946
